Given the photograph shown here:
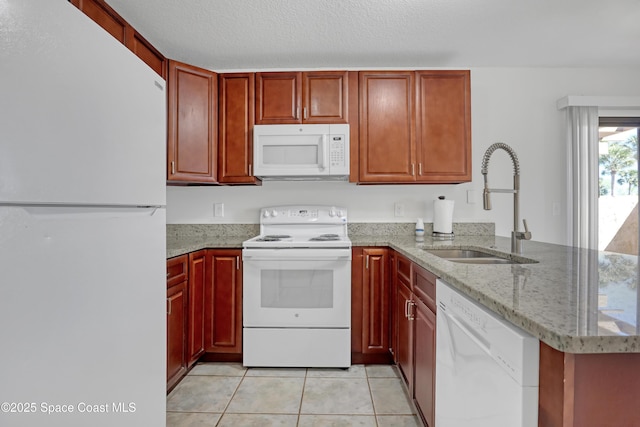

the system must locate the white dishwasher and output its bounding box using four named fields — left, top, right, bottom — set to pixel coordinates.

left=435, top=279, right=539, bottom=427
